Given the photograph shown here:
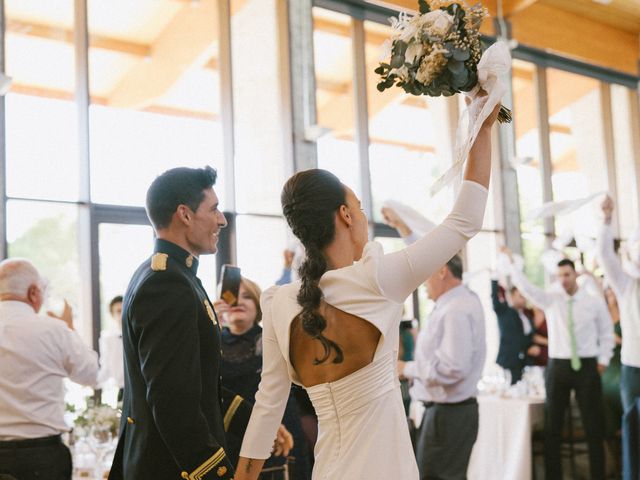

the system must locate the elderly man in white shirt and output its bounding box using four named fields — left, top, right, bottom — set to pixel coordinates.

left=0, top=258, right=98, bottom=480
left=598, top=196, right=640, bottom=479
left=505, top=249, right=614, bottom=480
left=397, top=253, right=486, bottom=480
